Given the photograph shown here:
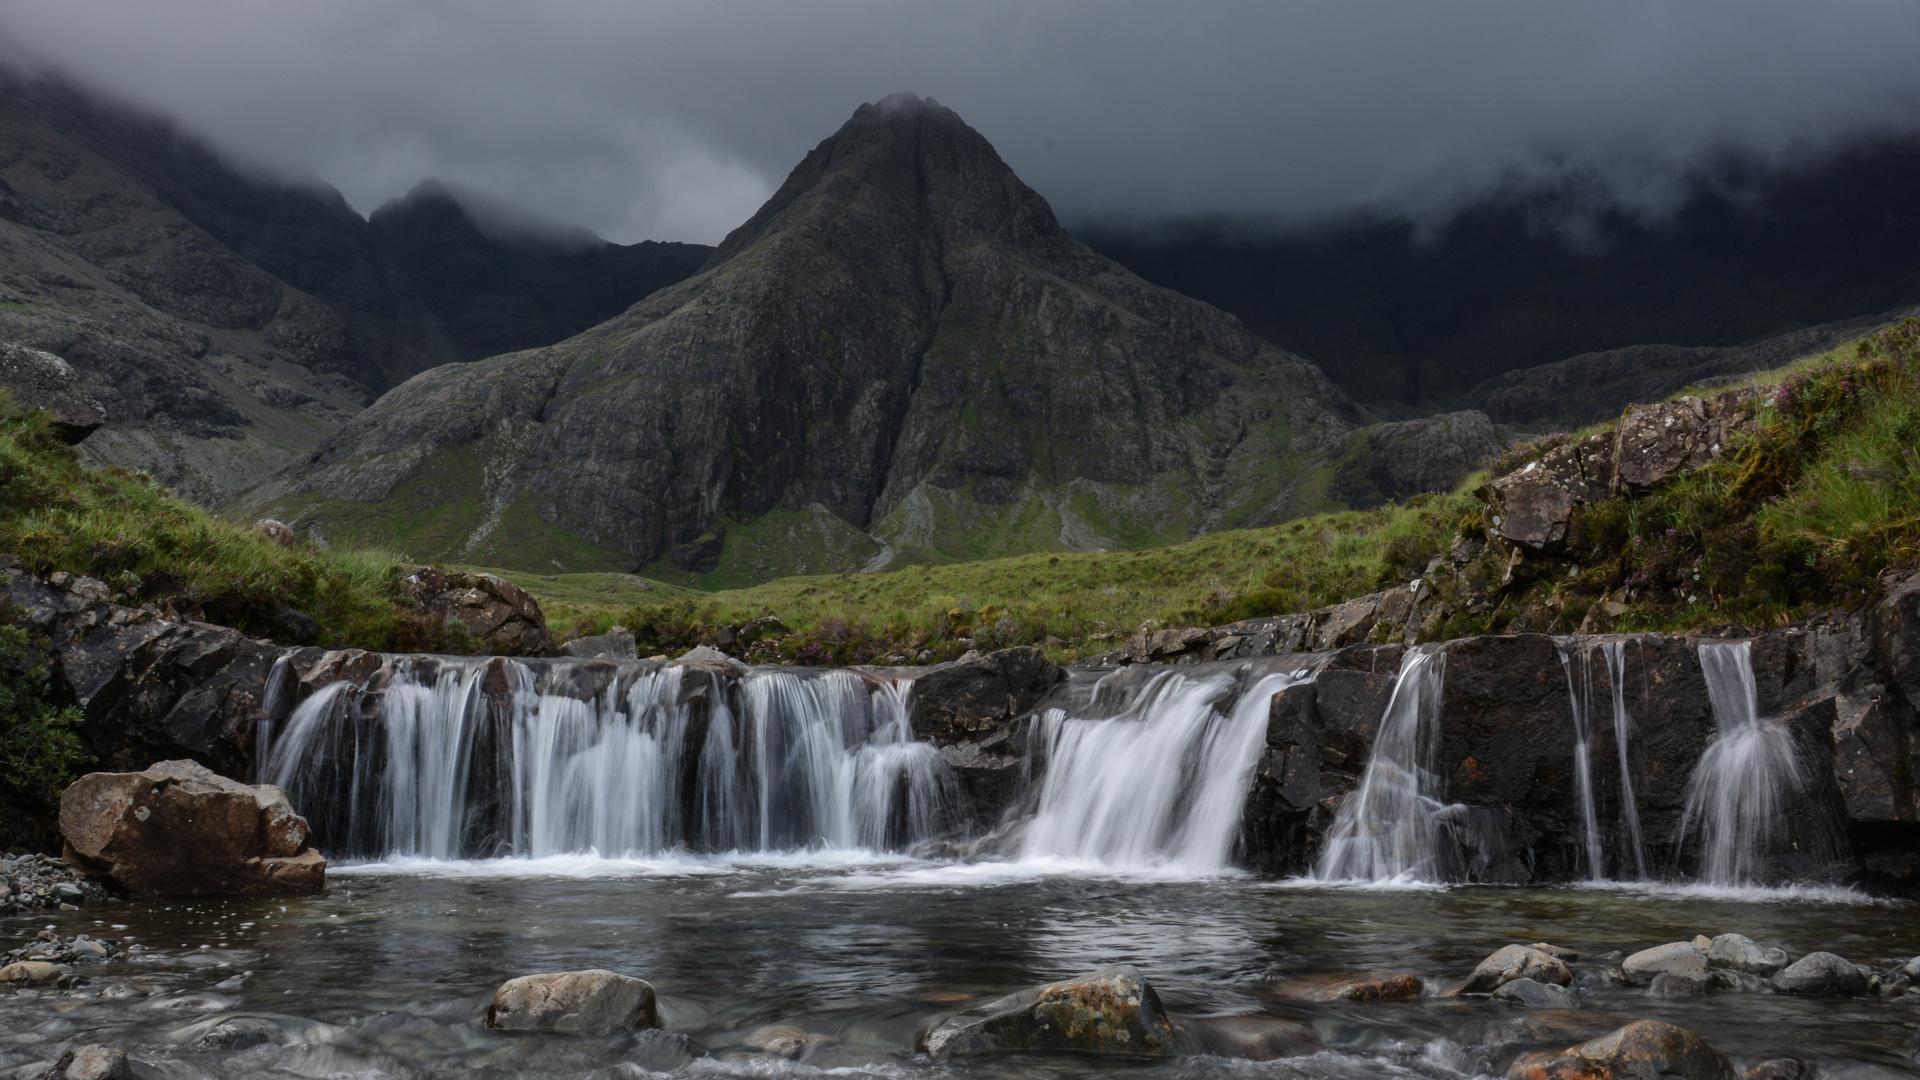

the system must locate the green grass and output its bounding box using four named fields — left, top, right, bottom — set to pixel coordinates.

left=0, top=392, right=462, bottom=651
